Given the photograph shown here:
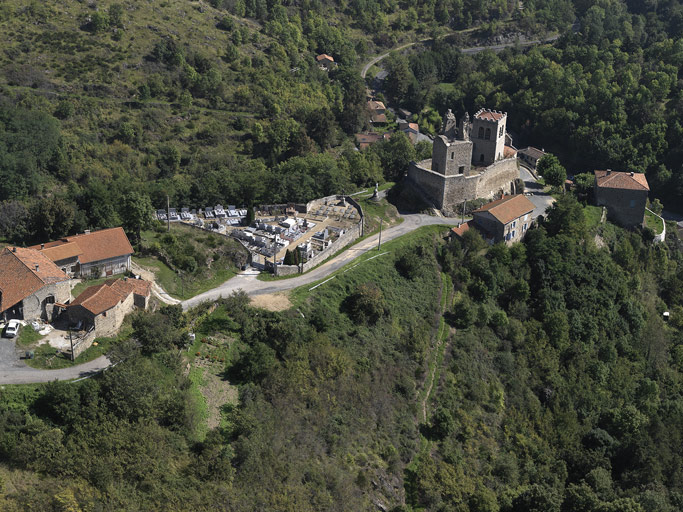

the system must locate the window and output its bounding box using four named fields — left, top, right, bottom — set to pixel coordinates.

left=451, top=152, right=454, bottom=159
left=480, top=154, right=485, bottom=162
left=485, top=128, right=491, bottom=140
left=523, top=223, right=528, bottom=231
left=512, top=221, right=516, bottom=228
left=478, top=127, right=484, bottom=138
left=458, top=166, right=465, bottom=174
left=499, top=126, right=503, bottom=137
left=511, top=230, right=516, bottom=238
left=629, top=199, right=636, bottom=208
